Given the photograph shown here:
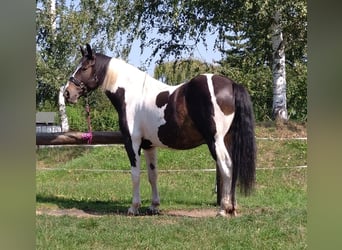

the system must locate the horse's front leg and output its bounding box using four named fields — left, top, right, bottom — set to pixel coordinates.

left=125, top=139, right=142, bottom=216
left=144, top=148, right=160, bottom=215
